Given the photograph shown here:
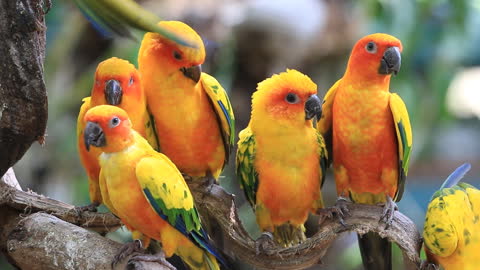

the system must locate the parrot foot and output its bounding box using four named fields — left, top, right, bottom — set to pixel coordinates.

left=317, top=196, right=351, bottom=226
left=379, top=196, right=398, bottom=229
left=255, top=232, right=276, bottom=255
left=126, top=251, right=175, bottom=270
left=111, top=239, right=144, bottom=268
left=420, top=261, right=439, bottom=270
left=74, top=202, right=100, bottom=217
